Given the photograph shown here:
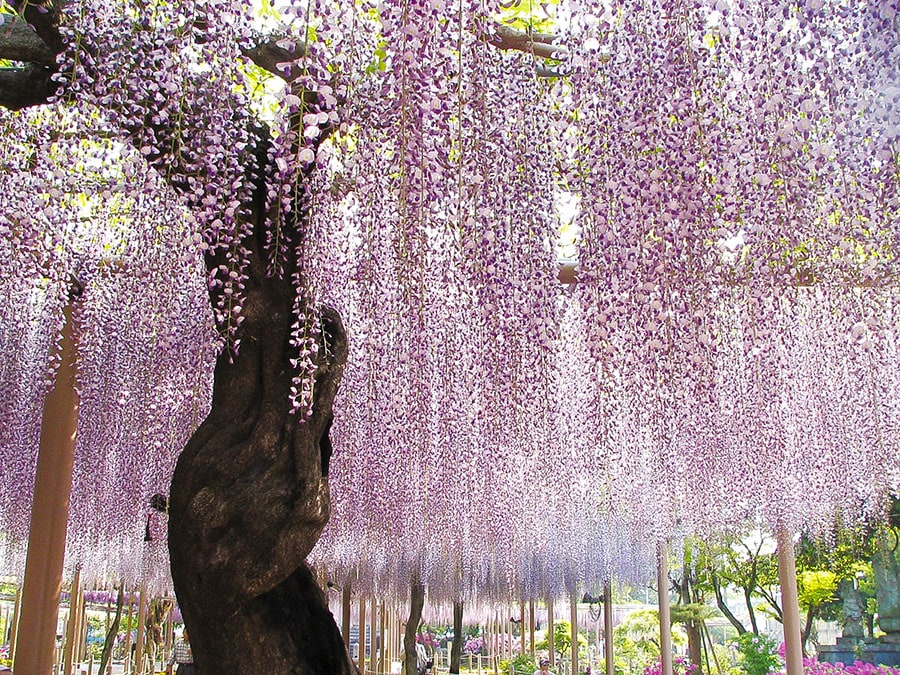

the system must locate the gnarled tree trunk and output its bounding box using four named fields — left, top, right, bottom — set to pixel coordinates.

left=404, top=576, right=426, bottom=675
left=449, top=601, right=463, bottom=674
left=167, top=179, right=356, bottom=672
